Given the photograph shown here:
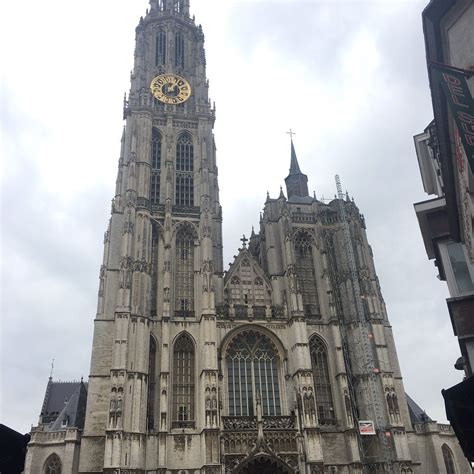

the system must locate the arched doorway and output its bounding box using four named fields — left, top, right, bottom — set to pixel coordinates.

left=235, top=454, right=293, bottom=474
